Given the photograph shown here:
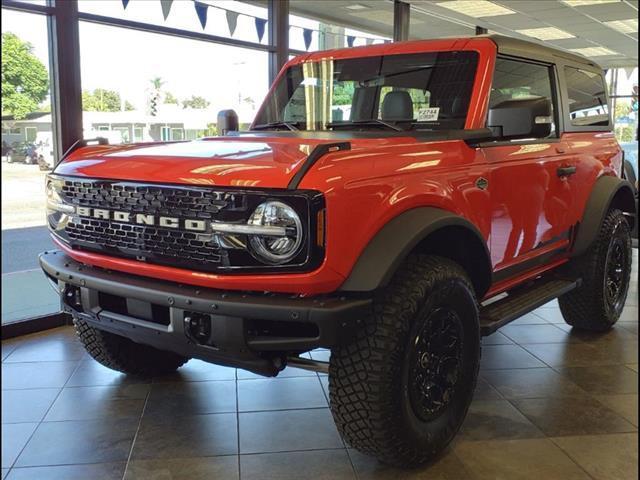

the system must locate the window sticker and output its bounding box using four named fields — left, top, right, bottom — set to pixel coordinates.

left=417, top=107, right=439, bottom=121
